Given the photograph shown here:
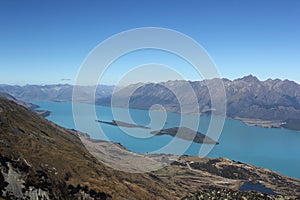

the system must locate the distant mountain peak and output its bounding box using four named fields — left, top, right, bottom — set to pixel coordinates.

left=237, top=75, right=260, bottom=83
